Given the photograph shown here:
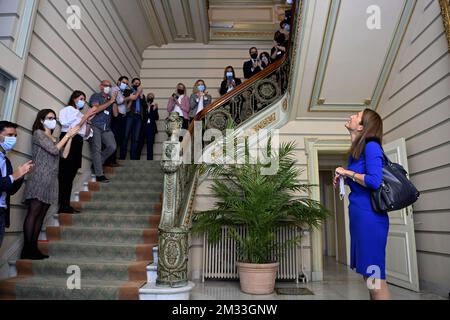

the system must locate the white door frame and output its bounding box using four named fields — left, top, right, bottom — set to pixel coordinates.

left=305, top=138, right=351, bottom=281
